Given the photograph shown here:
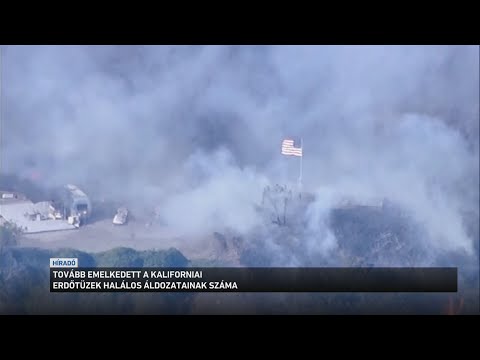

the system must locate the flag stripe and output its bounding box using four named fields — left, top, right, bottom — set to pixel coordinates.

left=281, top=148, right=302, bottom=153
left=282, top=151, right=302, bottom=157
left=281, top=147, right=302, bottom=152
